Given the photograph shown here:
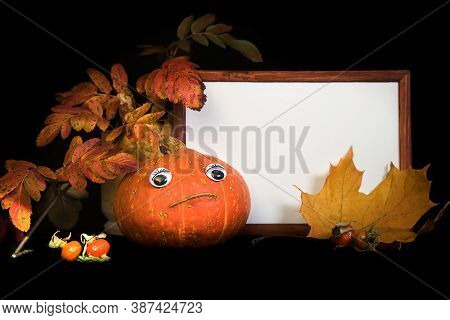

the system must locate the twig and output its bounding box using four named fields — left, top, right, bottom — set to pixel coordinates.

left=11, top=183, right=71, bottom=259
